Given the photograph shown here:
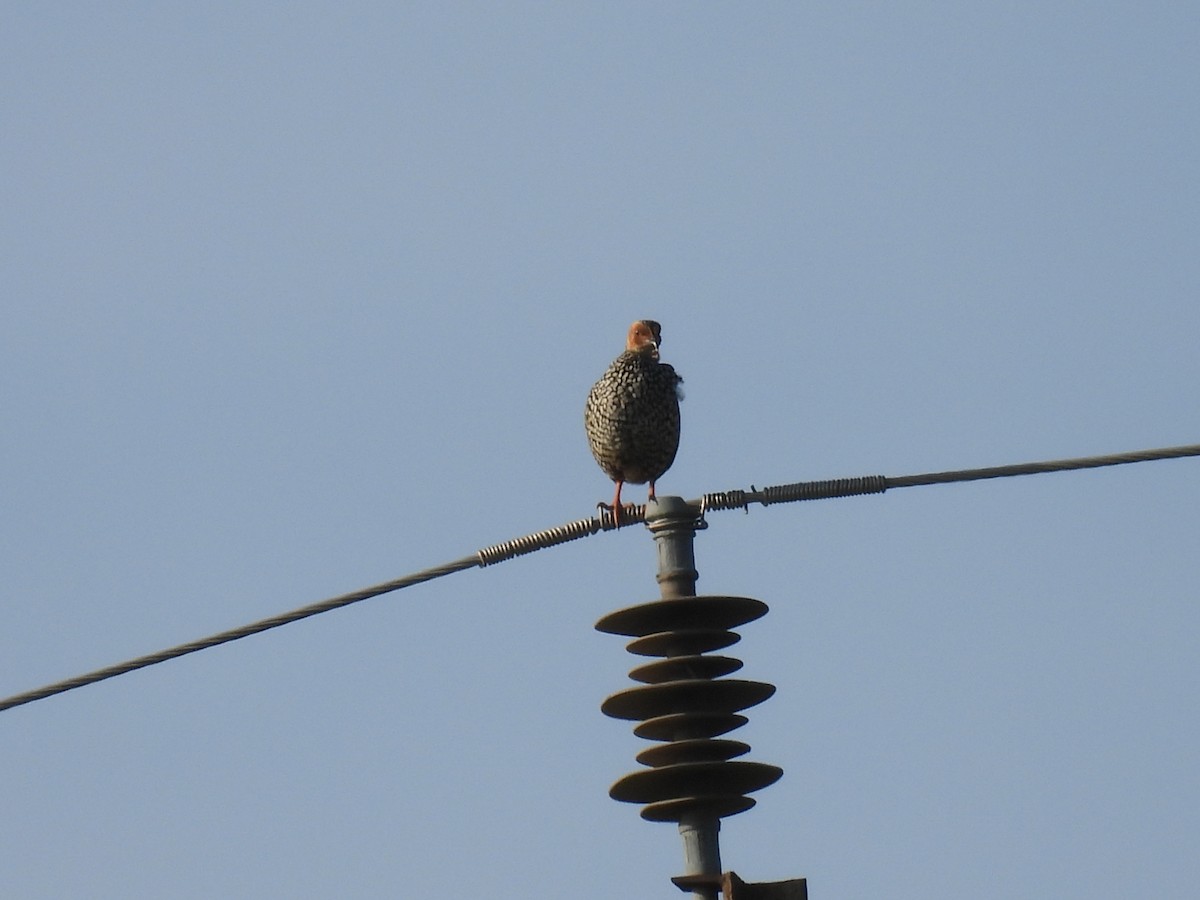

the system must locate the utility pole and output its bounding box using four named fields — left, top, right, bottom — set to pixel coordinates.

left=597, top=496, right=808, bottom=899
